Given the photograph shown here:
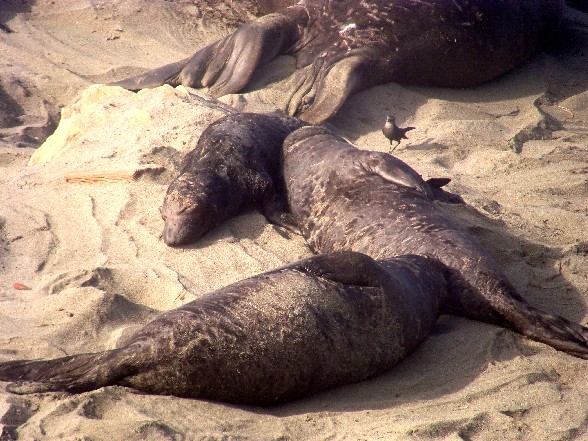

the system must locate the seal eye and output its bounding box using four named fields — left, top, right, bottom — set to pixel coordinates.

left=177, top=205, right=198, bottom=215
